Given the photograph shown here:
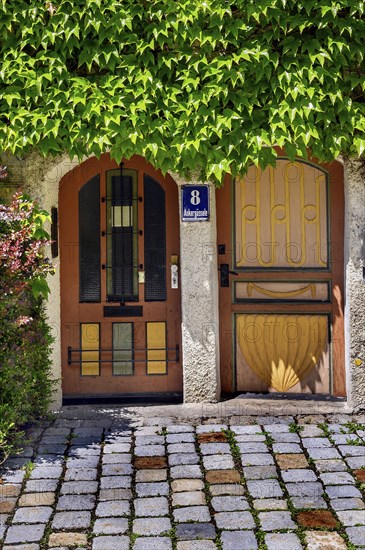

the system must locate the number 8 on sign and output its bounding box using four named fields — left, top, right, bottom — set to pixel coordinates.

left=190, top=190, right=201, bottom=205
